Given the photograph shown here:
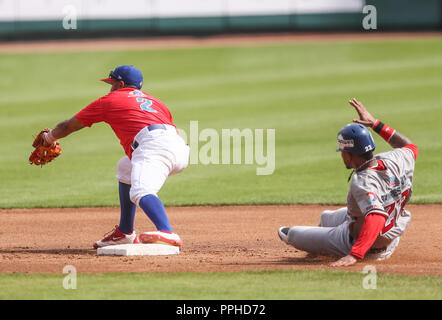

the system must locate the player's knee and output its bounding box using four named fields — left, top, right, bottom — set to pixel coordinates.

left=129, top=189, right=158, bottom=206
left=129, top=189, right=141, bottom=206
left=116, top=156, right=132, bottom=184
left=319, top=210, right=333, bottom=227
